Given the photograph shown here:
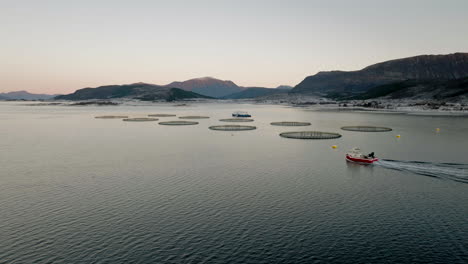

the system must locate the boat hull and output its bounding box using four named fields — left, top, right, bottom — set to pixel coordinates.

left=346, top=155, right=378, bottom=164
left=232, top=114, right=251, bottom=117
